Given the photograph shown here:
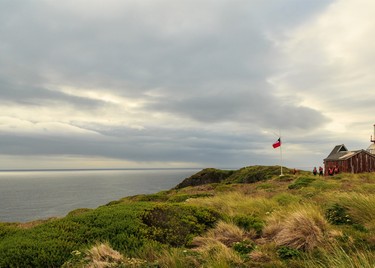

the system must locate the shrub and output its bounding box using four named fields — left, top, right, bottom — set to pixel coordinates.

left=134, top=192, right=170, bottom=202
left=66, top=208, right=92, bottom=217
left=227, top=165, right=284, bottom=184
left=0, top=223, right=19, bottom=239
left=0, top=202, right=154, bottom=267
left=232, top=215, right=264, bottom=236
left=325, top=203, right=352, bottom=225
left=233, top=239, right=255, bottom=255
left=175, top=168, right=234, bottom=189
left=277, top=246, right=301, bottom=260
left=141, top=204, right=219, bottom=247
